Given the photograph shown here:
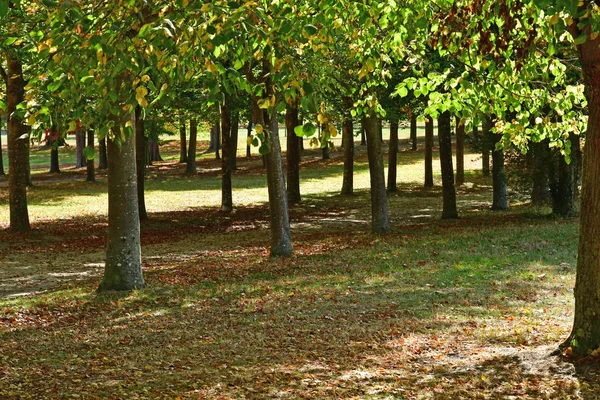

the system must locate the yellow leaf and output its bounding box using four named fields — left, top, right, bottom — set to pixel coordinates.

left=161, top=83, right=168, bottom=91
left=27, top=114, right=36, bottom=126
left=328, top=124, right=338, bottom=137
left=247, top=136, right=253, bottom=146
left=549, top=14, right=560, bottom=25
left=201, top=3, right=211, bottom=12
left=255, top=124, right=264, bottom=134
left=141, top=75, right=150, bottom=83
